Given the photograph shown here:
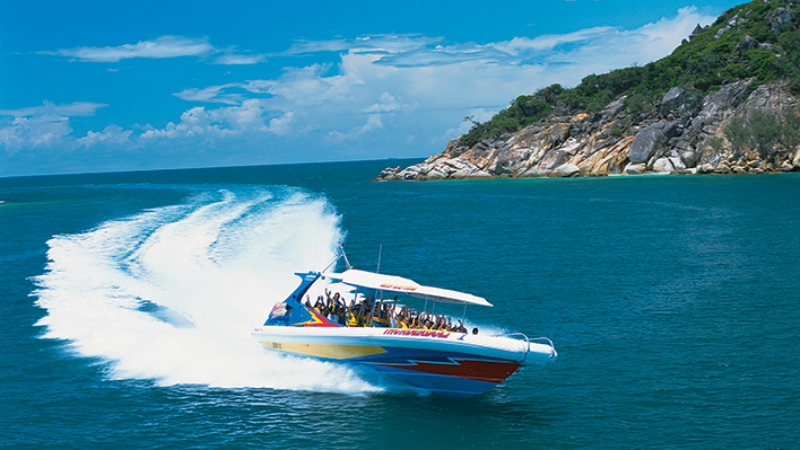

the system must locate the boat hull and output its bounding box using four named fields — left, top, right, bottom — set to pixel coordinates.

left=252, top=326, right=557, bottom=396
